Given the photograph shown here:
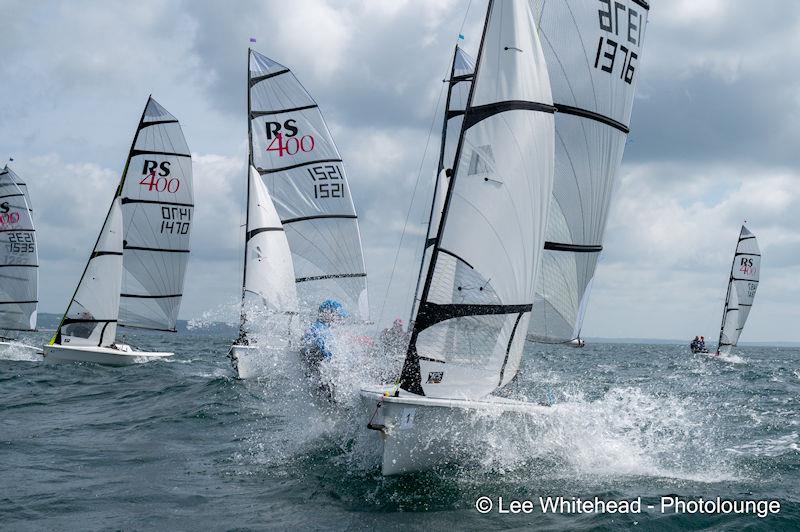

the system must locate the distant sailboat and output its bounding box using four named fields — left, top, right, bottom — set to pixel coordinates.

left=0, top=165, right=40, bottom=354
left=44, top=97, right=193, bottom=365
left=362, top=0, right=556, bottom=475
left=229, top=49, right=369, bottom=378
left=527, top=0, right=650, bottom=347
left=715, top=226, right=760, bottom=356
